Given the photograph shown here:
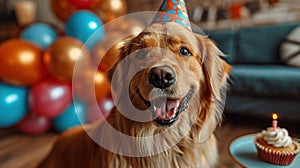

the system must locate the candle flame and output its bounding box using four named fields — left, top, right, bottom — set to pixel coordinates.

left=272, top=113, right=278, bottom=120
